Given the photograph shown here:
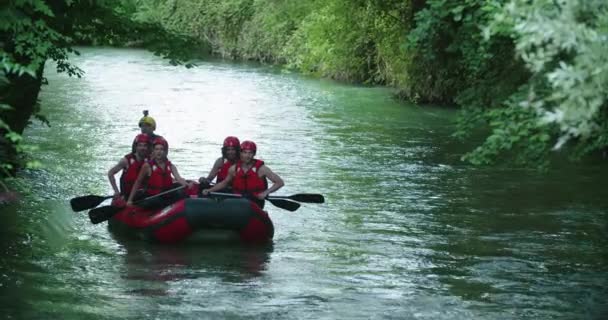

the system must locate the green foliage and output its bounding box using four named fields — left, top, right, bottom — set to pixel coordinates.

left=457, top=98, right=556, bottom=168
left=239, top=0, right=318, bottom=63
left=285, top=0, right=413, bottom=83
left=459, top=0, right=608, bottom=166
left=491, top=0, right=608, bottom=149
left=136, top=0, right=413, bottom=83
left=405, top=0, right=608, bottom=167
left=134, top=0, right=316, bottom=62
left=284, top=0, right=372, bottom=81
left=0, top=0, right=203, bottom=183
left=134, top=0, right=254, bottom=59
left=370, top=1, right=414, bottom=88
left=405, top=0, right=524, bottom=105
